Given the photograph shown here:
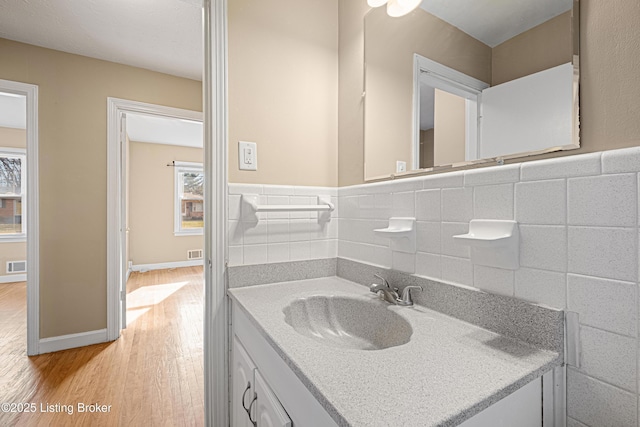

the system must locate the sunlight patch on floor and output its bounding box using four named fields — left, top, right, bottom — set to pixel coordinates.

left=126, top=281, right=188, bottom=325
